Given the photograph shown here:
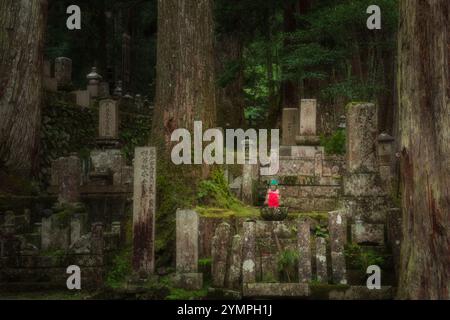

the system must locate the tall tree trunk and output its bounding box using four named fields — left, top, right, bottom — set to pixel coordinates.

left=215, top=32, right=245, bottom=129
left=152, top=0, right=216, bottom=179
left=280, top=1, right=299, bottom=110
left=397, top=0, right=450, bottom=299
left=0, top=0, right=47, bottom=176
